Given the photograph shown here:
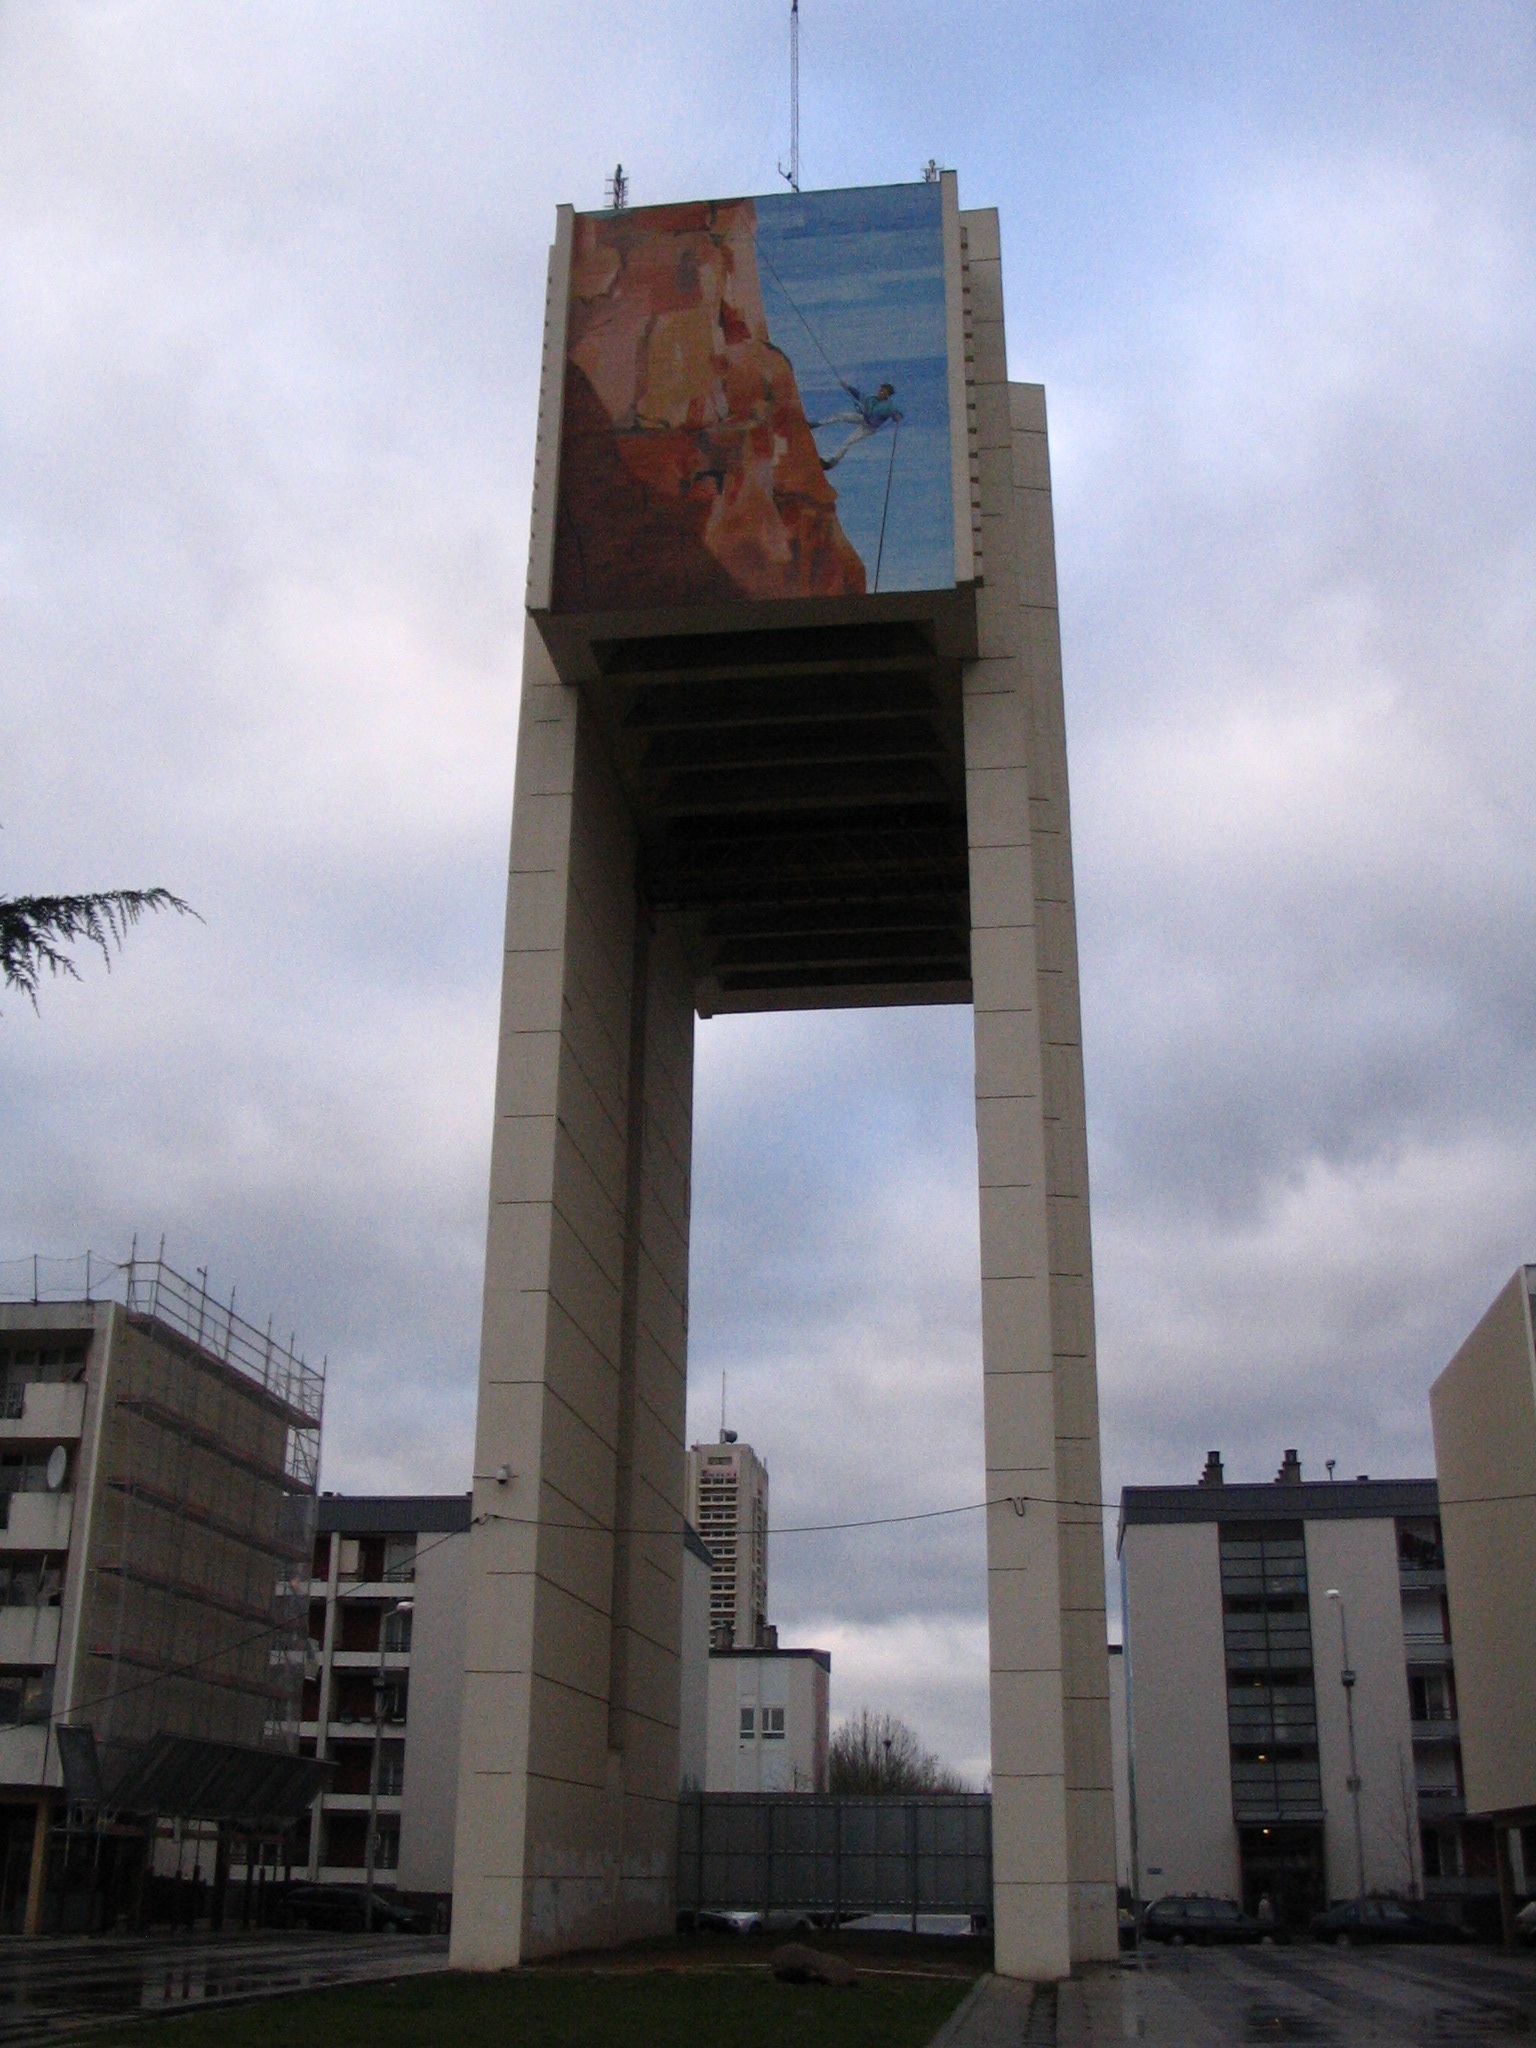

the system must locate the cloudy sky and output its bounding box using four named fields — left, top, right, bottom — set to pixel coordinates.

left=3, top=3, right=1532, bottom=1786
